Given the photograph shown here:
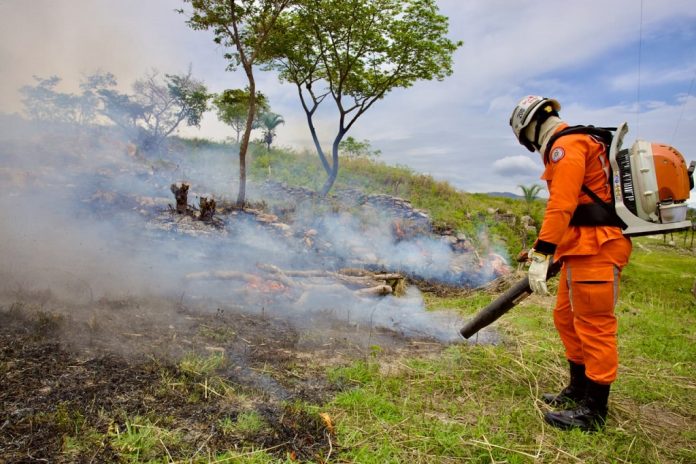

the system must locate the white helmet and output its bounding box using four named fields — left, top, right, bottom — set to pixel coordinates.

left=509, top=95, right=561, bottom=152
